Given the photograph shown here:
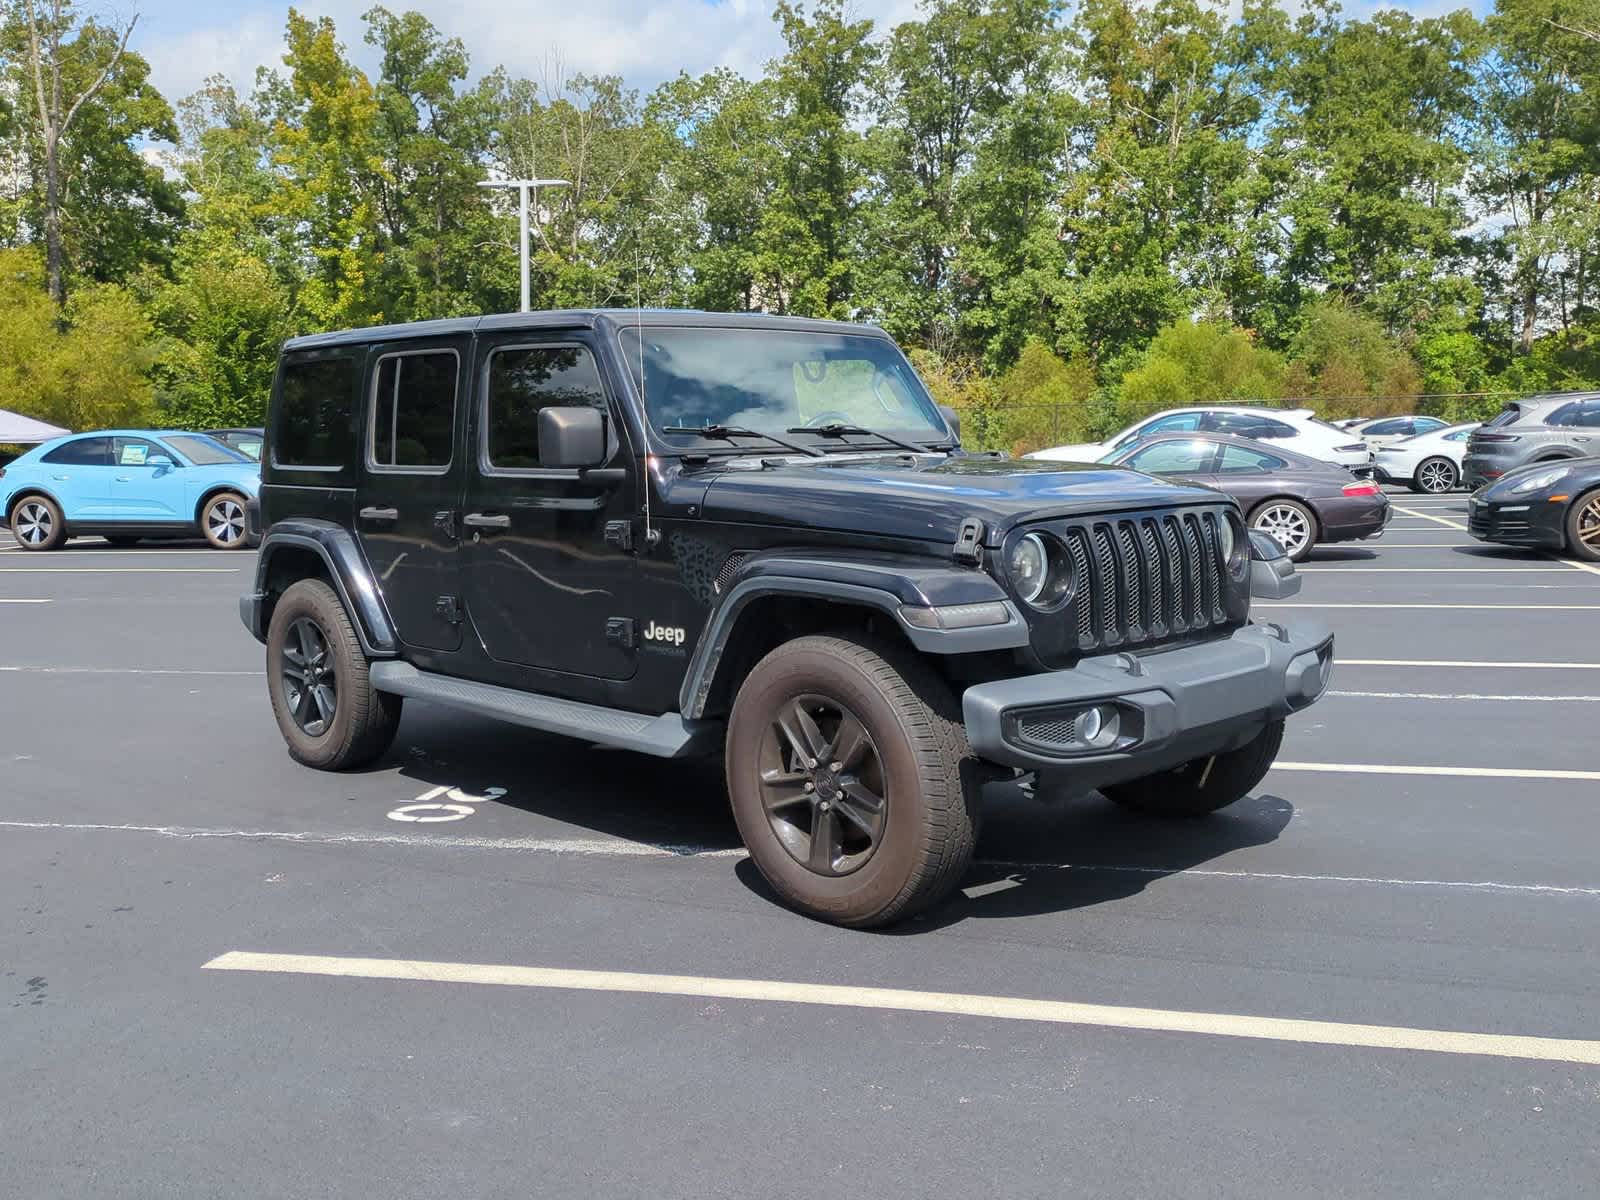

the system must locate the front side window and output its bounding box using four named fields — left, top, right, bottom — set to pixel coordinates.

left=1362, top=418, right=1408, bottom=436
left=370, top=352, right=458, bottom=470
left=41, top=437, right=112, bottom=466
left=111, top=436, right=163, bottom=466
left=275, top=357, right=357, bottom=468
left=1124, top=440, right=1218, bottom=474
left=1217, top=444, right=1287, bottom=473
left=486, top=345, right=608, bottom=469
